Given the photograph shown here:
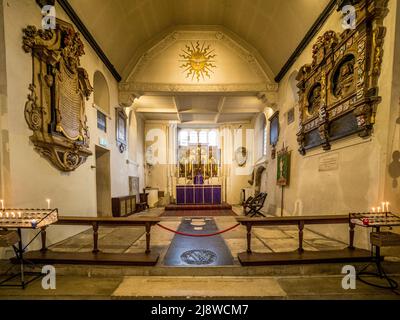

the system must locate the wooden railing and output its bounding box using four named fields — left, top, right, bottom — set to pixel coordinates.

left=40, top=216, right=161, bottom=254
left=236, top=215, right=355, bottom=254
